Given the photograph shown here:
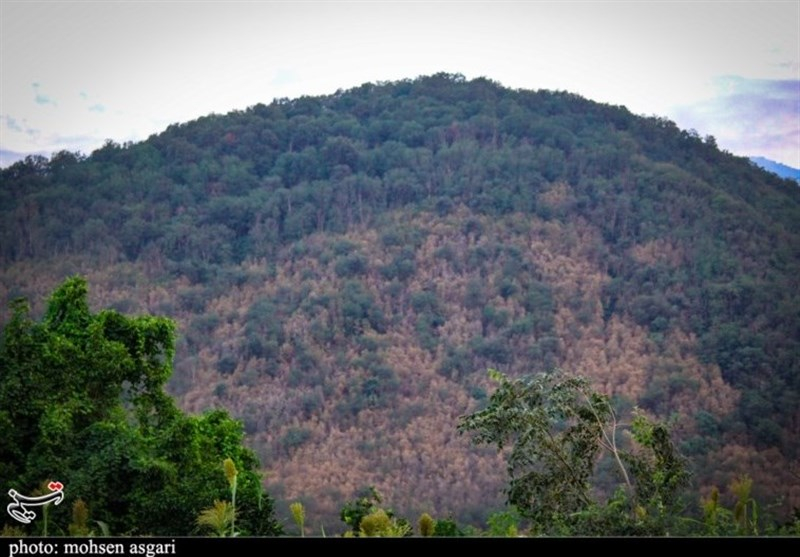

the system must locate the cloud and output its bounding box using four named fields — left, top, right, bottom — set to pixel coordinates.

left=1, top=115, right=40, bottom=139
left=32, top=83, right=57, bottom=107
left=3, top=115, right=23, bottom=132
left=88, top=104, right=106, bottom=113
left=34, top=94, right=53, bottom=106
left=670, top=76, right=800, bottom=167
